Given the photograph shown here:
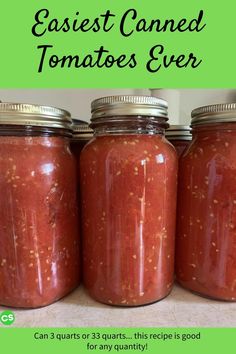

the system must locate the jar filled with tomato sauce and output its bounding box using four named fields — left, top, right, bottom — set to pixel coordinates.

left=71, top=119, right=93, bottom=158
left=176, top=103, right=236, bottom=301
left=0, top=102, right=80, bottom=308
left=71, top=119, right=93, bottom=215
left=80, top=95, right=178, bottom=306
left=165, top=125, right=192, bottom=157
